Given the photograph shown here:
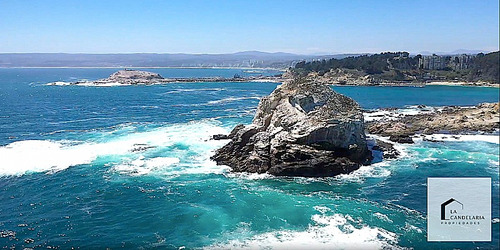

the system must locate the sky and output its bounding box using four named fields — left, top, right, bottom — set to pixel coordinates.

left=0, top=0, right=498, bottom=54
